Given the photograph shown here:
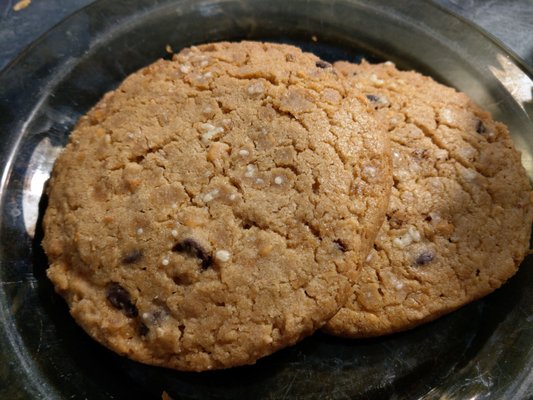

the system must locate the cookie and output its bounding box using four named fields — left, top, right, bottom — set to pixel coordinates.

left=42, top=42, right=392, bottom=371
left=324, top=60, right=533, bottom=337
